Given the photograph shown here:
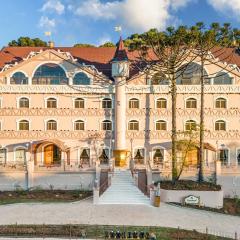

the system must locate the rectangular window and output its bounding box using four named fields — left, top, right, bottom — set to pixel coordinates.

left=75, top=99, right=84, bottom=108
